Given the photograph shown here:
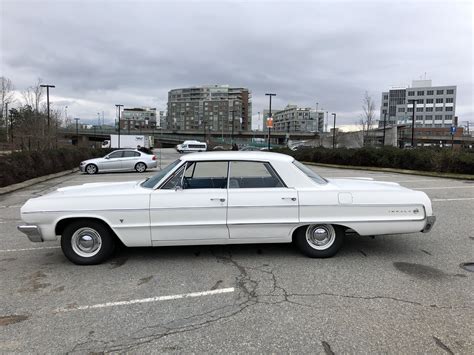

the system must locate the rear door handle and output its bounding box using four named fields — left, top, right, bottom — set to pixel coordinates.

left=210, top=198, right=226, bottom=202
left=282, top=197, right=297, bottom=201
